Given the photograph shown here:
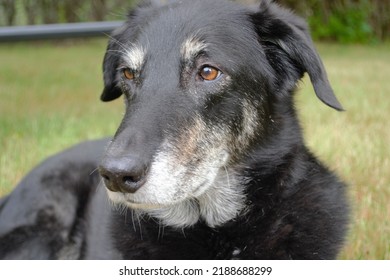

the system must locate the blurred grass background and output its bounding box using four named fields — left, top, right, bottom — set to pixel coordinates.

left=0, top=39, right=389, bottom=260
left=2, top=0, right=390, bottom=43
